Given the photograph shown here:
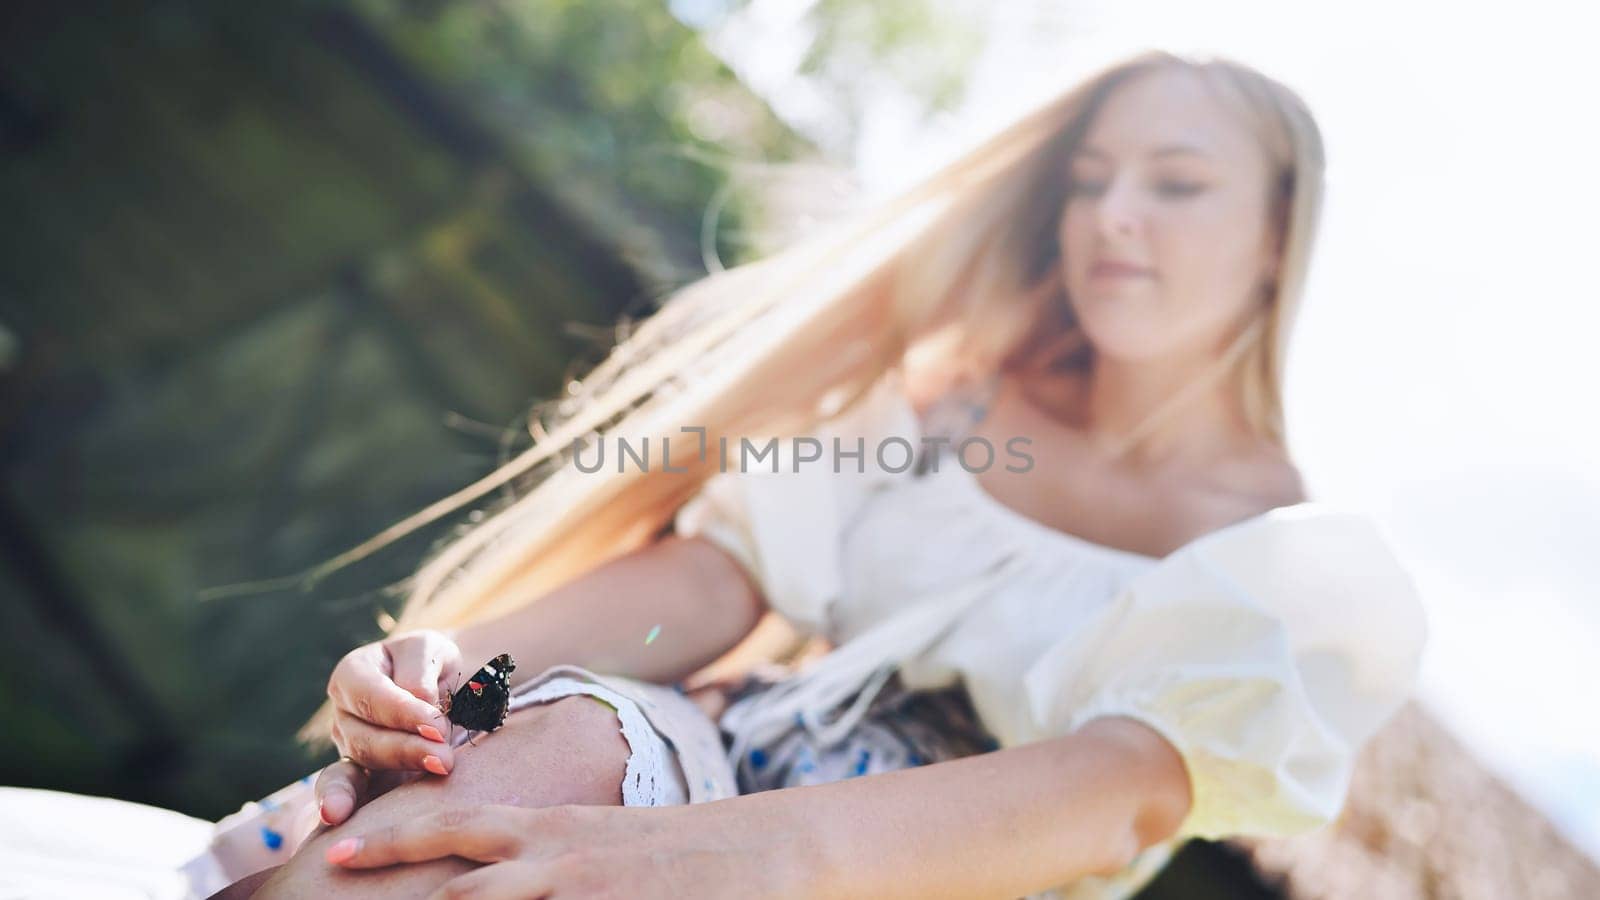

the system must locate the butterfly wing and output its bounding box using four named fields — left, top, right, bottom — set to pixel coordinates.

left=446, top=653, right=517, bottom=733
